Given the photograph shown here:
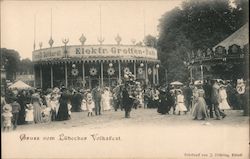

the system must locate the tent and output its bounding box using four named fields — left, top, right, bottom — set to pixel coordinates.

left=8, top=80, right=33, bottom=90
left=213, top=23, right=249, bottom=50
left=170, top=81, right=183, bottom=85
